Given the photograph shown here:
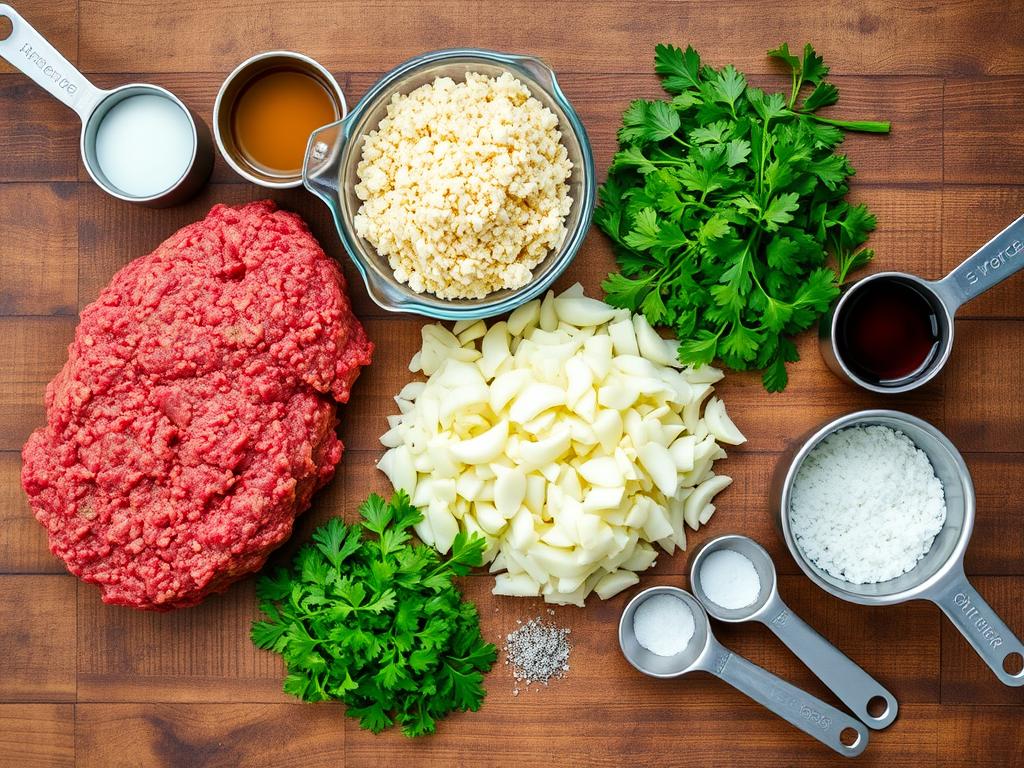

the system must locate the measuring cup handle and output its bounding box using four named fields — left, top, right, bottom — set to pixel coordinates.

left=933, top=567, right=1024, bottom=687
left=765, top=600, right=898, bottom=728
left=932, top=212, right=1024, bottom=313
left=707, top=642, right=869, bottom=757
left=0, top=4, right=104, bottom=119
